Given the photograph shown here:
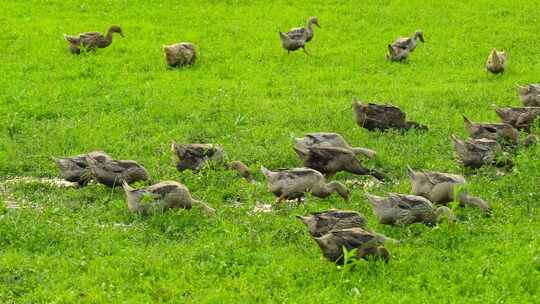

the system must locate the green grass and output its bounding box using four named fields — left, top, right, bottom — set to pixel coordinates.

left=1, top=0, right=540, bottom=302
